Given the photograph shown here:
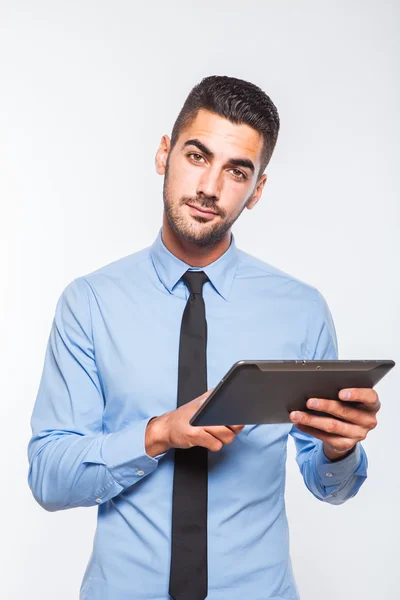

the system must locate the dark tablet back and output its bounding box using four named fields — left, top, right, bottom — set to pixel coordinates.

left=190, top=359, right=395, bottom=426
